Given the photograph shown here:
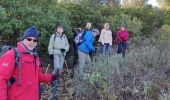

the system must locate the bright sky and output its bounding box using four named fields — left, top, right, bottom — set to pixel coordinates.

left=120, top=0, right=159, bottom=7
left=147, top=0, right=159, bottom=7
